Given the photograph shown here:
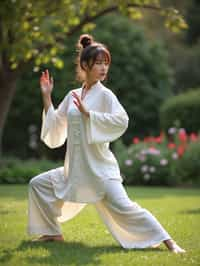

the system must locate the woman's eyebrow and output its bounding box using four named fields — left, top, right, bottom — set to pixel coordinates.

left=96, top=59, right=108, bottom=62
